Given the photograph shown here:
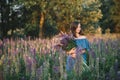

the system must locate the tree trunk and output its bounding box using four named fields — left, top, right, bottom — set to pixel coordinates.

left=39, top=12, right=45, bottom=38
